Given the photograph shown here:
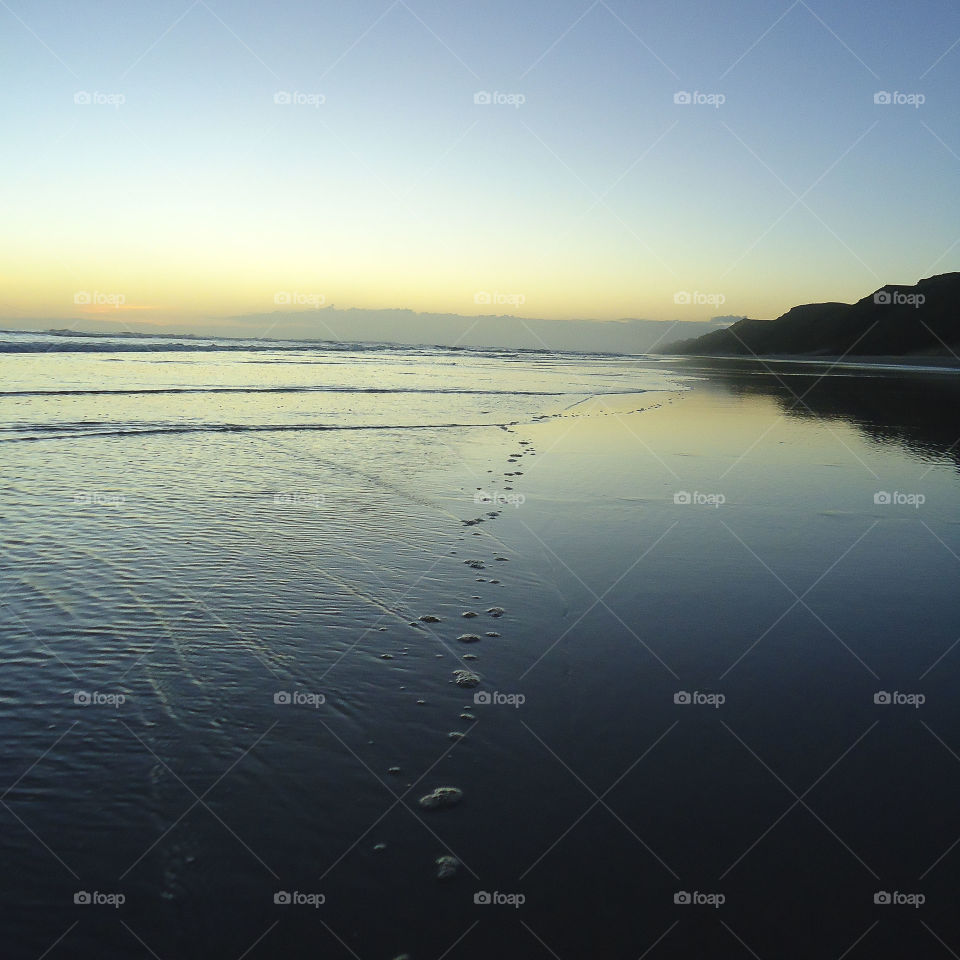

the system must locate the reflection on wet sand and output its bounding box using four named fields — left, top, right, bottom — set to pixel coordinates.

left=671, top=356, right=960, bottom=469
